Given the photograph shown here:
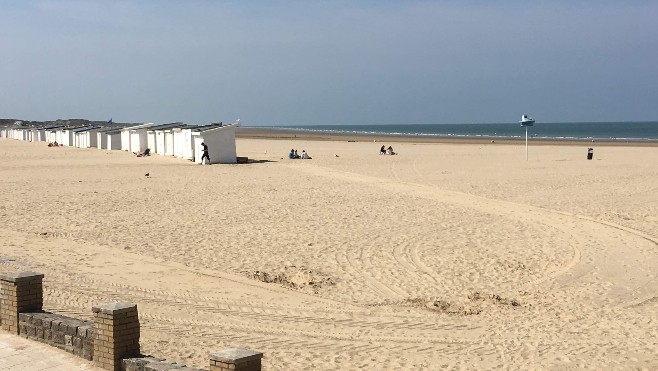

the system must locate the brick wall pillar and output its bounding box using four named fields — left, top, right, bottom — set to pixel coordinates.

left=92, top=302, right=140, bottom=371
left=210, top=348, right=263, bottom=371
left=0, top=272, right=44, bottom=334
